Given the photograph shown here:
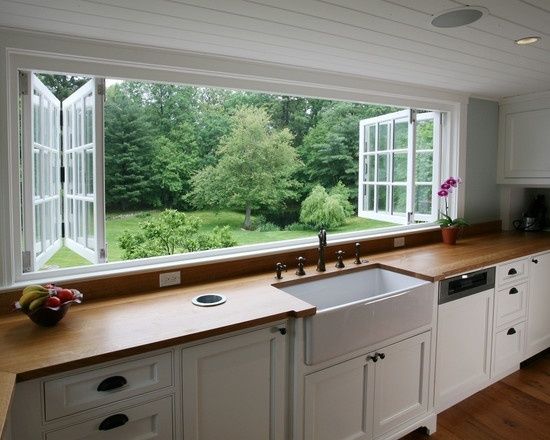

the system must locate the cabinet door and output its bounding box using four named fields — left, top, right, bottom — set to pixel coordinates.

left=182, top=326, right=287, bottom=440
left=303, top=355, right=373, bottom=440
left=527, top=253, right=550, bottom=357
left=372, top=332, right=430, bottom=438
left=435, top=290, right=493, bottom=410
